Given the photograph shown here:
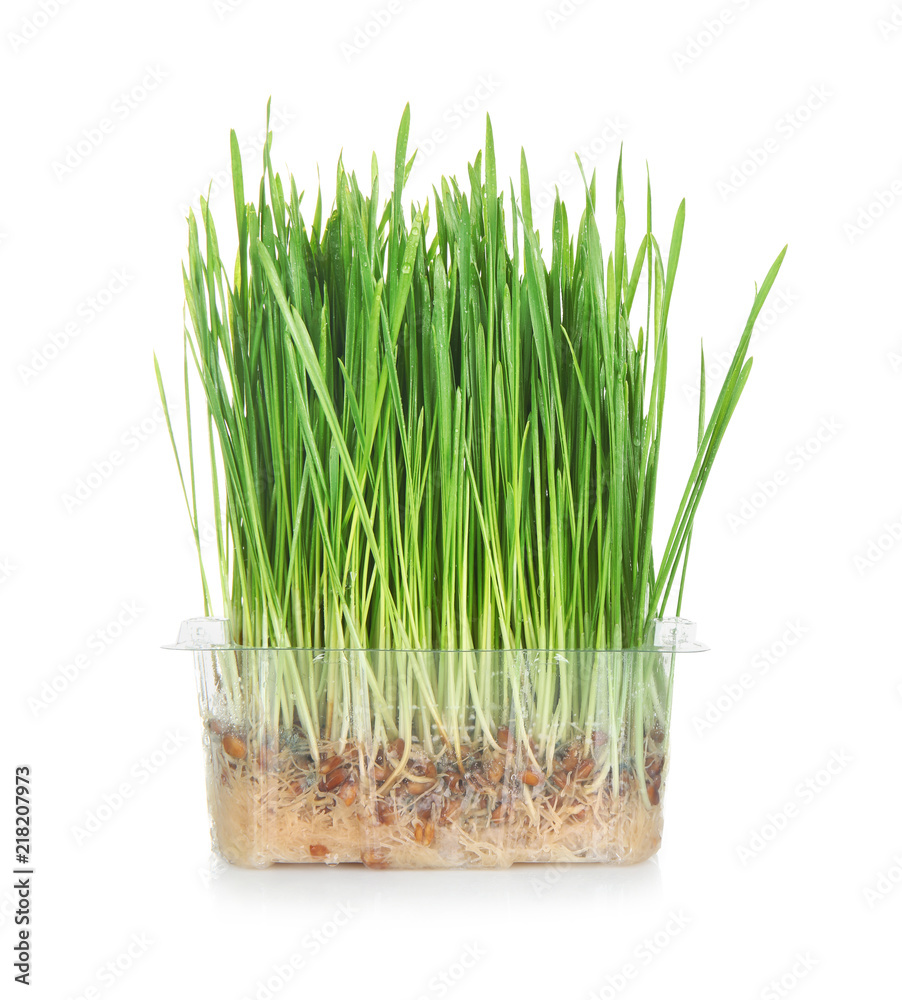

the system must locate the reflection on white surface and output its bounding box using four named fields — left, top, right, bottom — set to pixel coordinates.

left=197, top=854, right=670, bottom=998
left=206, top=854, right=664, bottom=910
